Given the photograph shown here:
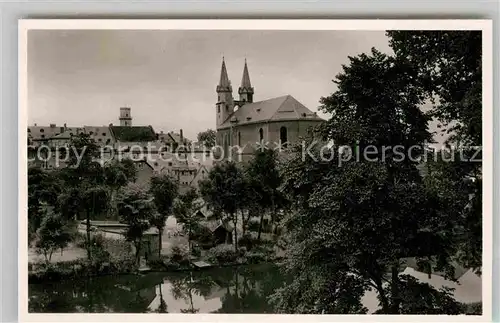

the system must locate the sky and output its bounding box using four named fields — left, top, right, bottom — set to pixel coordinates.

left=28, top=29, right=443, bottom=143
